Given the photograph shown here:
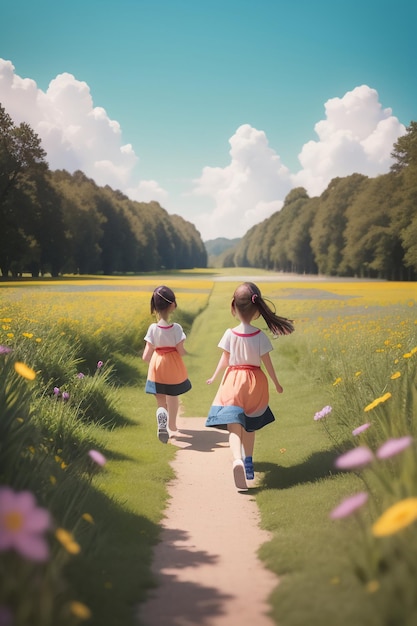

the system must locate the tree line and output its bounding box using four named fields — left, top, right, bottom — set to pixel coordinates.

left=223, top=122, right=417, bottom=280
left=0, top=103, right=207, bottom=277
